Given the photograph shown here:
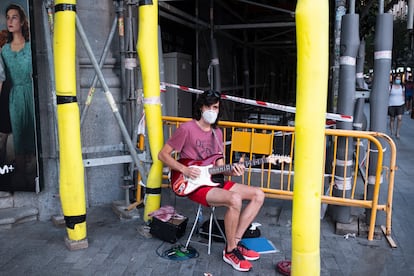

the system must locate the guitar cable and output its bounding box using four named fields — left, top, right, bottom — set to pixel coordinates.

left=154, top=194, right=200, bottom=261
left=156, top=241, right=199, bottom=261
